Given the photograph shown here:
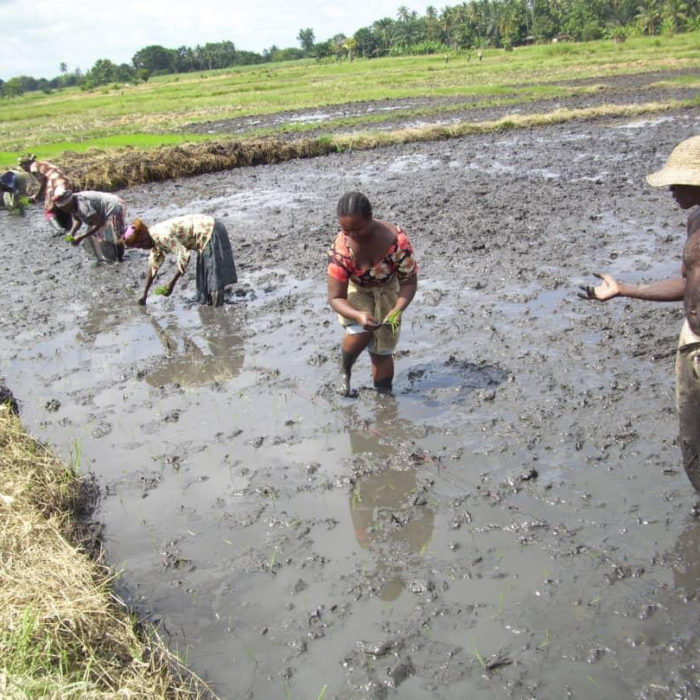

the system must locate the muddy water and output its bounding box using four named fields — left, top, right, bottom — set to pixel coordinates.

left=3, top=109, right=700, bottom=698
